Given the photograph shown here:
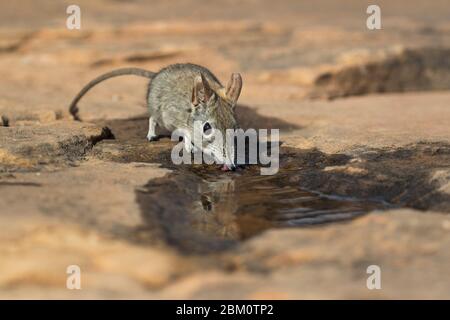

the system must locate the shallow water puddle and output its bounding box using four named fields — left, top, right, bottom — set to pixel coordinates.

left=94, top=119, right=450, bottom=253
left=136, top=165, right=388, bottom=253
